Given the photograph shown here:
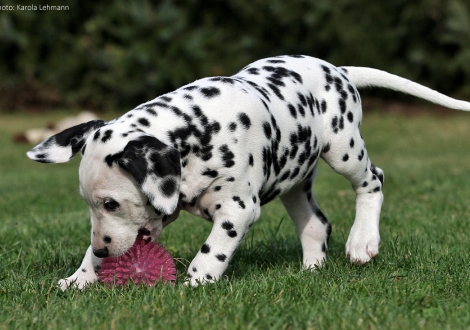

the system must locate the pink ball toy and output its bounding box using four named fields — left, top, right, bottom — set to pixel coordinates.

left=98, top=238, right=176, bottom=286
